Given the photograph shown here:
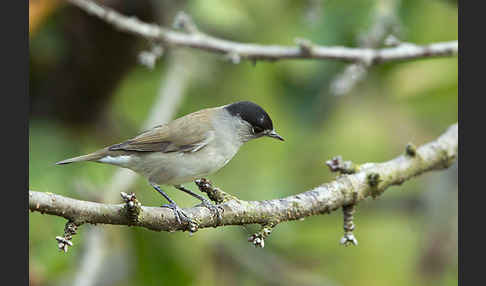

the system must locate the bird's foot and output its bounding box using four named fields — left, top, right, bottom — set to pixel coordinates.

left=161, top=203, right=195, bottom=227
left=197, top=199, right=224, bottom=224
